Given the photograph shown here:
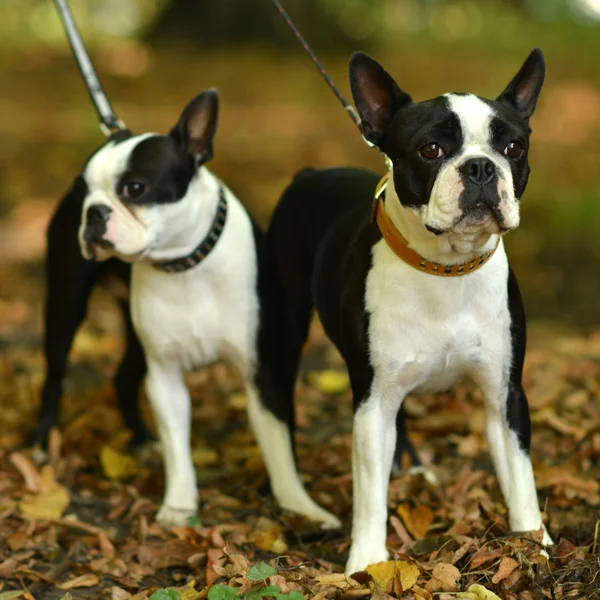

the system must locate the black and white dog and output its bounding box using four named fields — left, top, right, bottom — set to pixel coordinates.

left=267, top=50, right=551, bottom=573
left=44, top=89, right=340, bottom=529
